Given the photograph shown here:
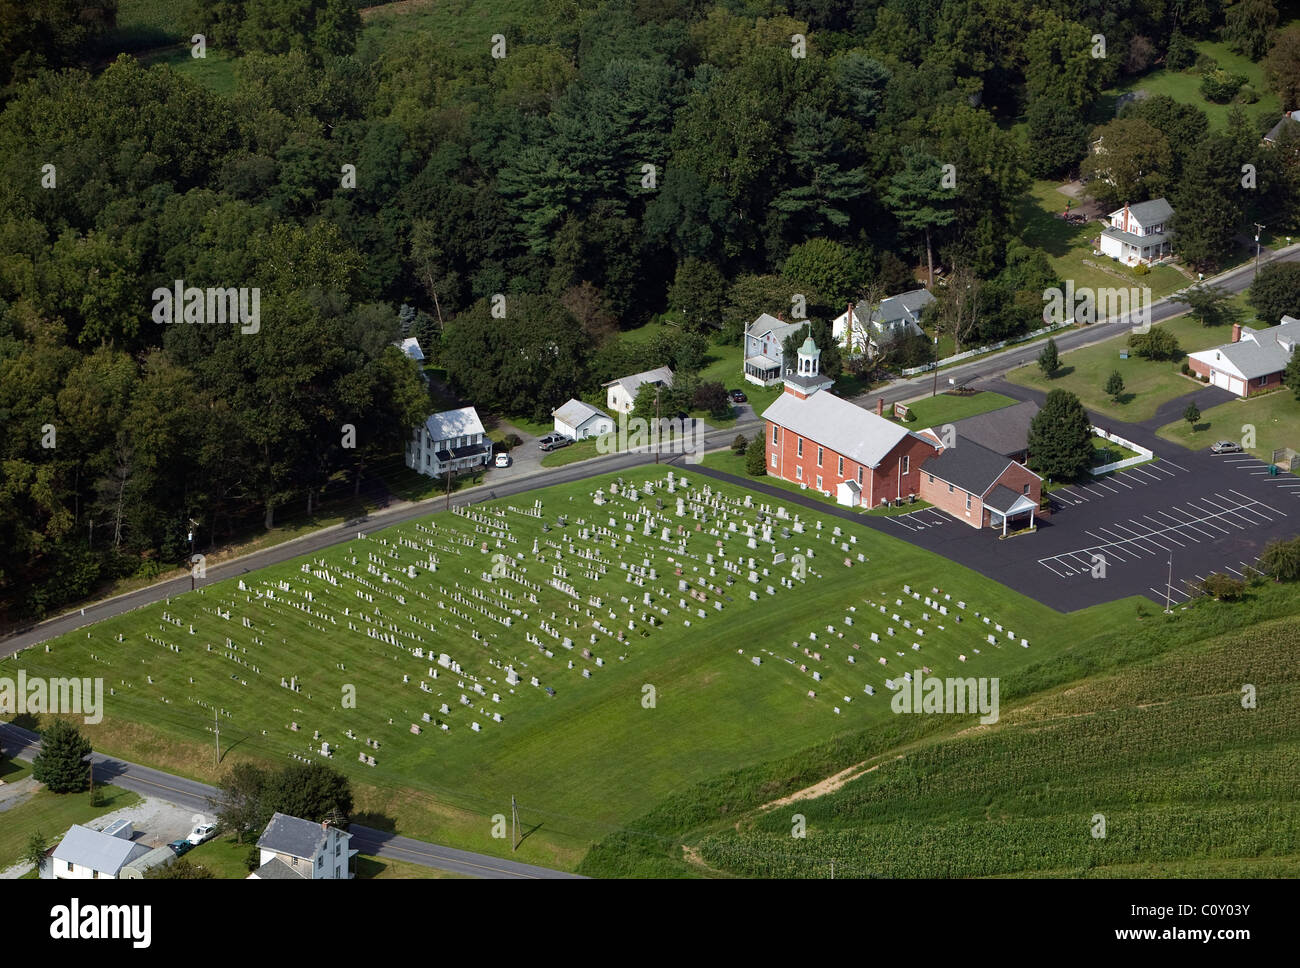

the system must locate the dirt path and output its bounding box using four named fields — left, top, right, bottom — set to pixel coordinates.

left=761, top=758, right=892, bottom=810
